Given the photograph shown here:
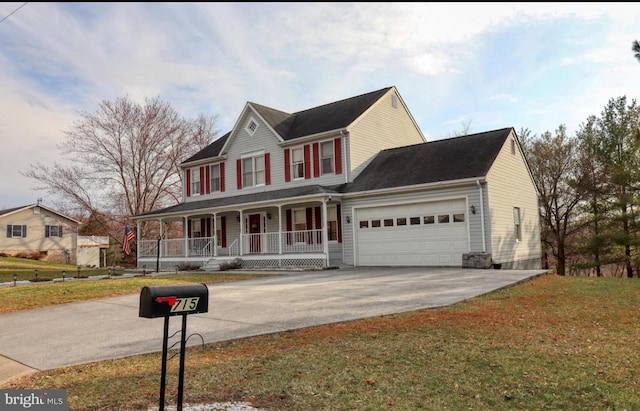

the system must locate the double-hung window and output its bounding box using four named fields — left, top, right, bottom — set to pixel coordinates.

left=514, top=207, right=522, bottom=241
left=291, top=148, right=304, bottom=179
left=243, top=154, right=265, bottom=188
left=45, top=225, right=63, bottom=237
left=320, top=141, right=334, bottom=174
left=210, top=164, right=220, bottom=192
left=191, top=167, right=200, bottom=195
